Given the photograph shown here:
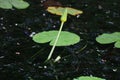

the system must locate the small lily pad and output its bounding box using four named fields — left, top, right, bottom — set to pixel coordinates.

left=115, top=41, right=120, bottom=48
left=11, top=0, right=29, bottom=9
left=47, top=7, right=83, bottom=16
left=32, top=30, right=80, bottom=46
left=96, top=32, right=120, bottom=48
left=0, top=0, right=29, bottom=9
left=73, top=76, right=105, bottom=80
left=0, top=0, right=12, bottom=9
